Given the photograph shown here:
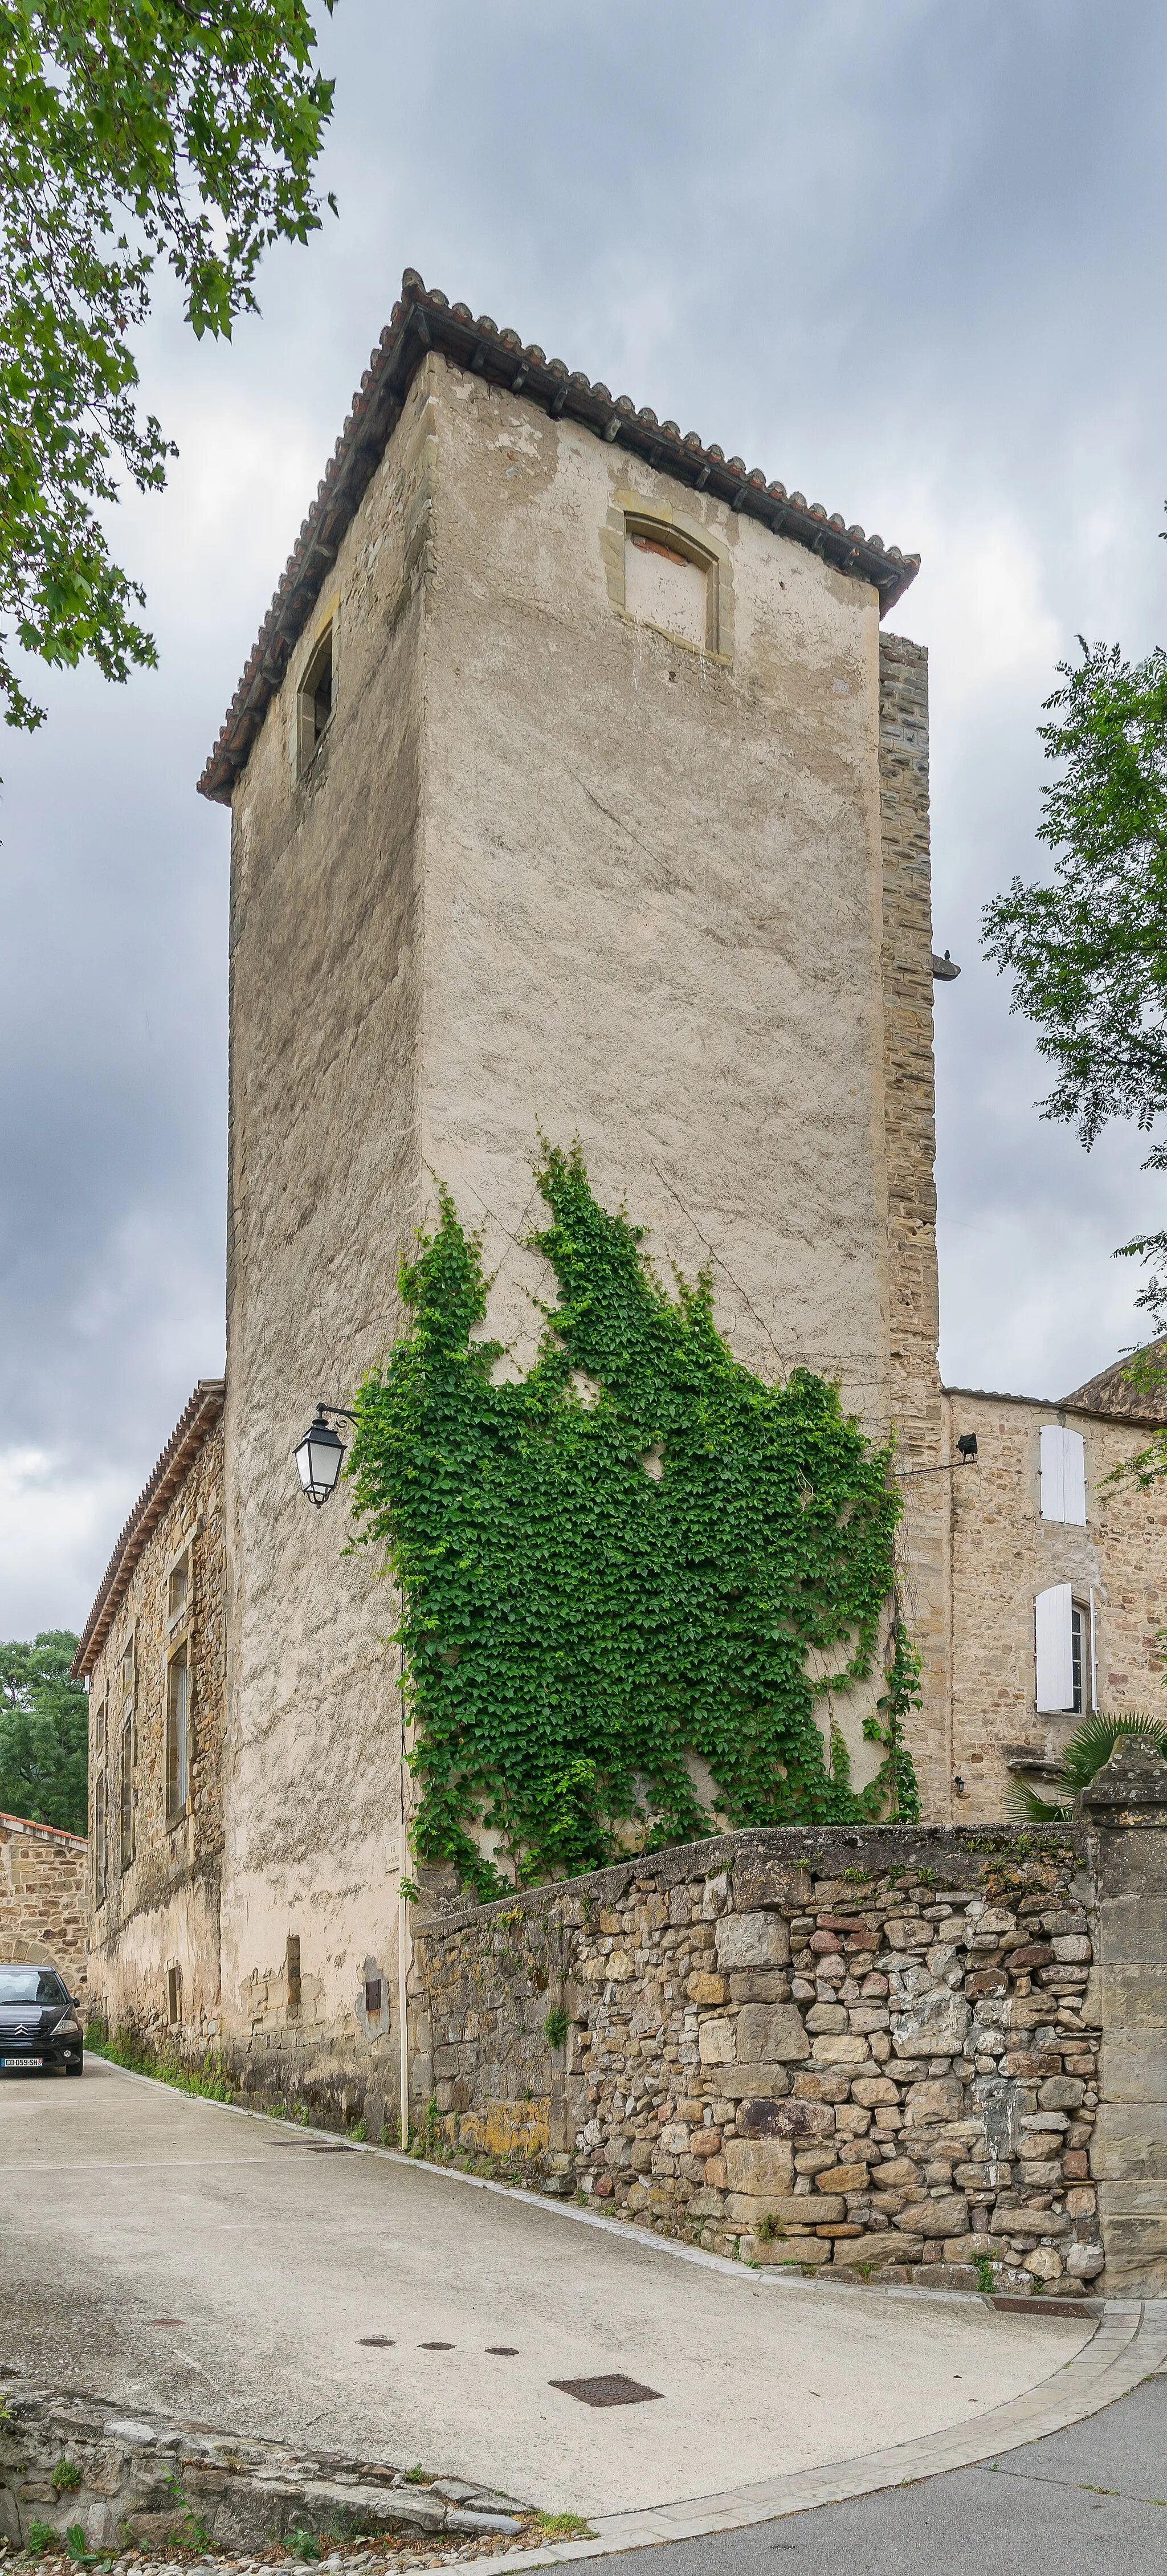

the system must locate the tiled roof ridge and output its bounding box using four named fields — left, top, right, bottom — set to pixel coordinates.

left=71, top=1379, right=226, bottom=1679
left=0, top=1809, right=87, bottom=1847
left=197, top=267, right=921, bottom=805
